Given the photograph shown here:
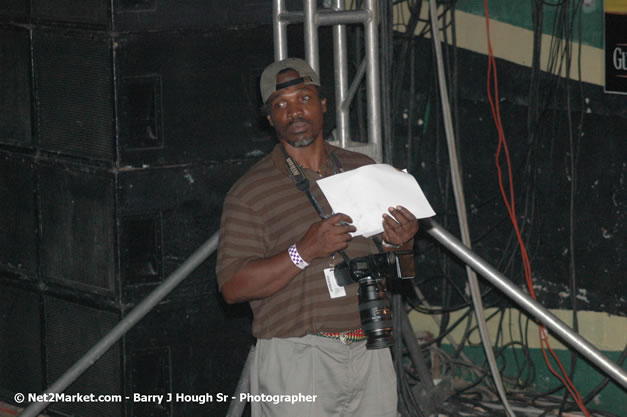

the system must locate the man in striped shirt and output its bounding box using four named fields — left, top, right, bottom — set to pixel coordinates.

left=217, top=58, right=419, bottom=417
